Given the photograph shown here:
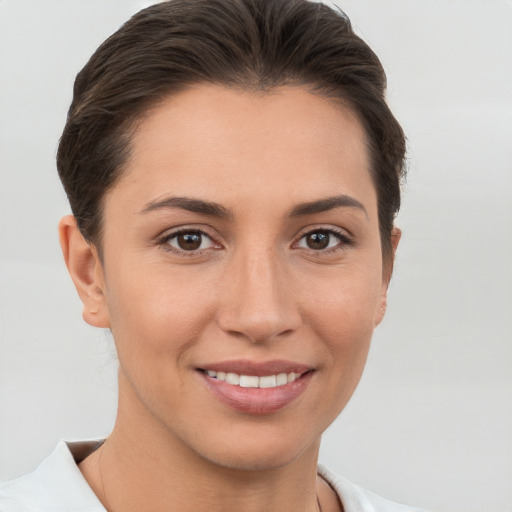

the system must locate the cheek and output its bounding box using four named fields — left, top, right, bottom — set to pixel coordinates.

left=303, top=256, right=383, bottom=327
left=306, top=293, right=376, bottom=420
left=301, top=264, right=383, bottom=373
left=102, top=266, right=219, bottom=417
left=310, top=292, right=375, bottom=363
left=103, top=262, right=217, bottom=365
